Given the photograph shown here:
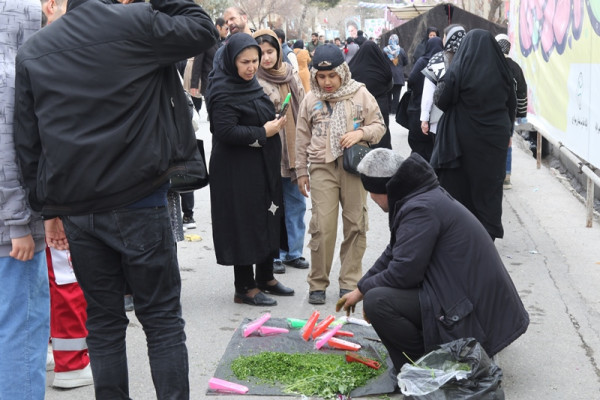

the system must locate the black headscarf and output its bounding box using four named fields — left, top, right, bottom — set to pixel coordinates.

left=437, top=29, right=514, bottom=115
left=422, top=37, right=443, bottom=60
left=408, top=37, right=443, bottom=99
left=292, top=40, right=304, bottom=49
left=205, top=33, right=272, bottom=118
left=412, top=26, right=440, bottom=63
left=348, top=40, right=393, bottom=98
left=424, top=26, right=466, bottom=84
